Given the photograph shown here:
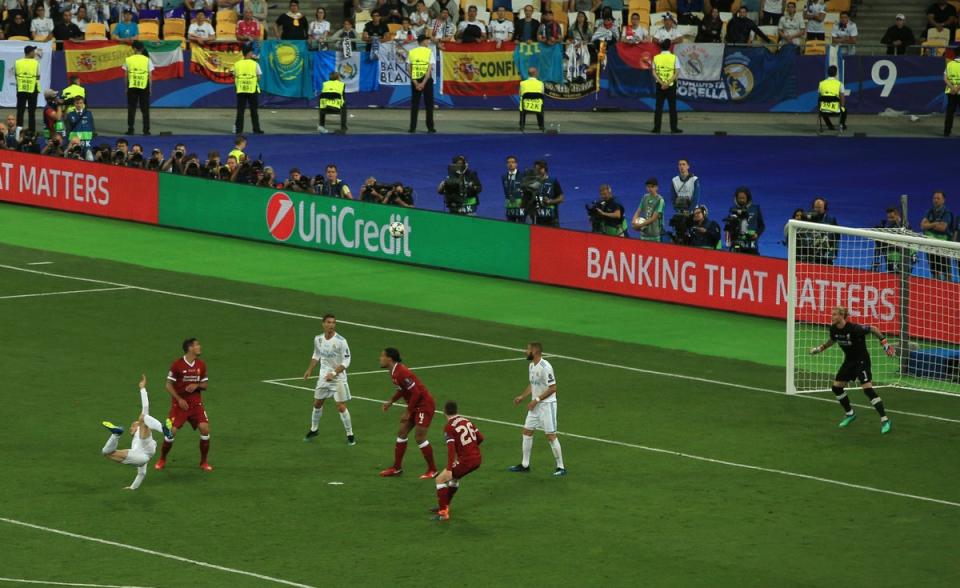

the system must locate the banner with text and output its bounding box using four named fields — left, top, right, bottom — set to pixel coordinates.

left=0, top=150, right=158, bottom=223
left=442, top=41, right=520, bottom=96
left=158, top=175, right=529, bottom=279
